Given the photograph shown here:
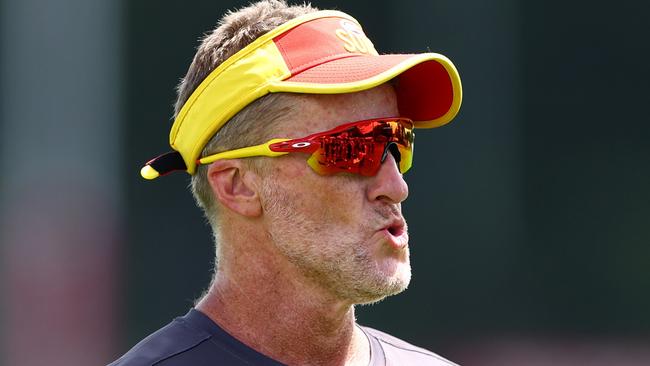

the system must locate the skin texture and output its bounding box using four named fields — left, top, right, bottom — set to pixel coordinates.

left=197, top=84, right=410, bottom=366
